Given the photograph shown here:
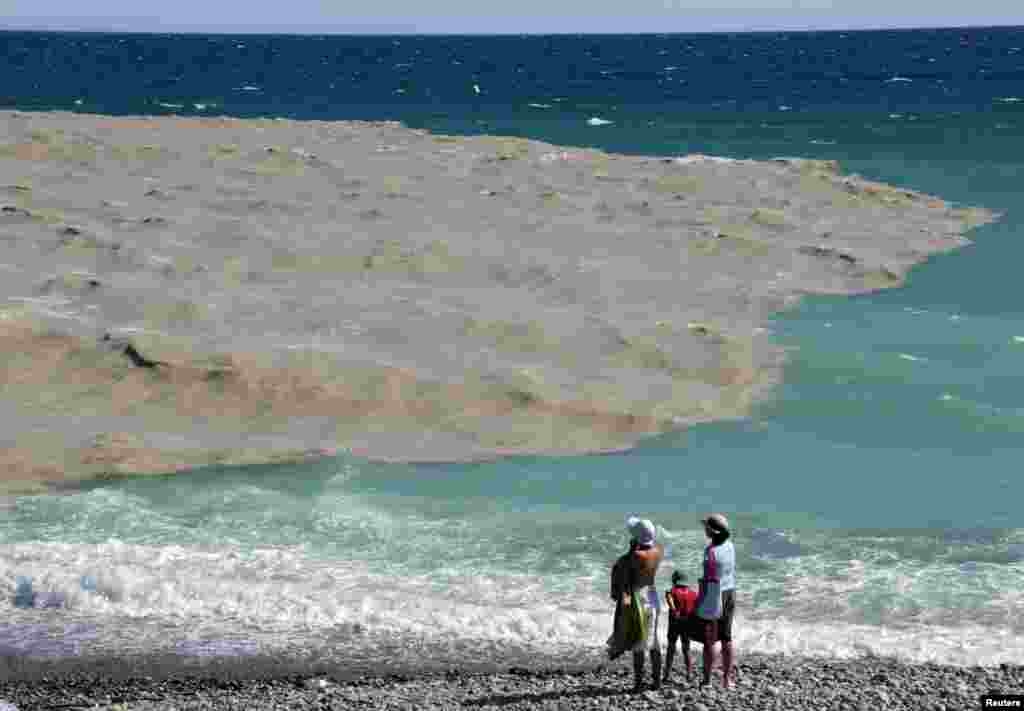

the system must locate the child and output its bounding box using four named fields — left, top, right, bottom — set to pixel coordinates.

left=663, top=570, right=698, bottom=683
